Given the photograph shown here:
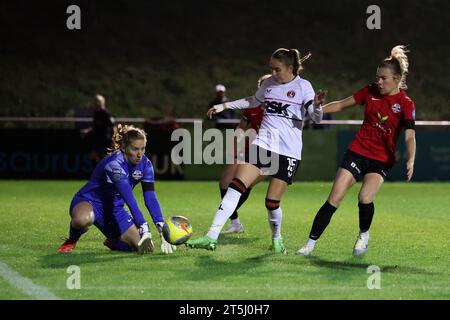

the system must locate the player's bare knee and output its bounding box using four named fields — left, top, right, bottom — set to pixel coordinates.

left=328, top=194, right=343, bottom=207
left=358, top=193, right=375, bottom=204
left=71, top=212, right=93, bottom=229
